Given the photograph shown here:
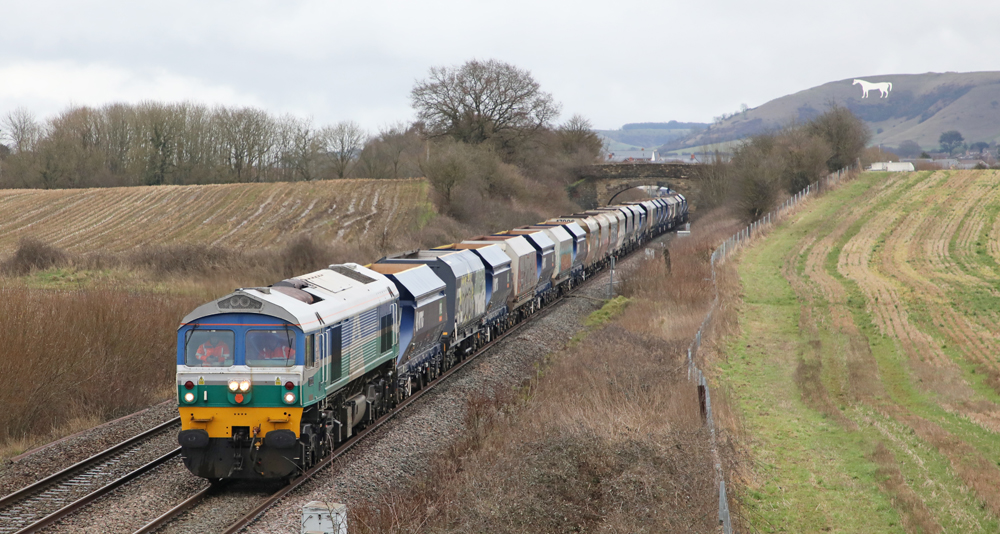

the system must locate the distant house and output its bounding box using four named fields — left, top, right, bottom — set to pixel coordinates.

left=956, top=159, right=987, bottom=170
left=606, top=150, right=658, bottom=162
left=868, top=161, right=915, bottom=172
left=900, top=158, right=988, bottom=170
